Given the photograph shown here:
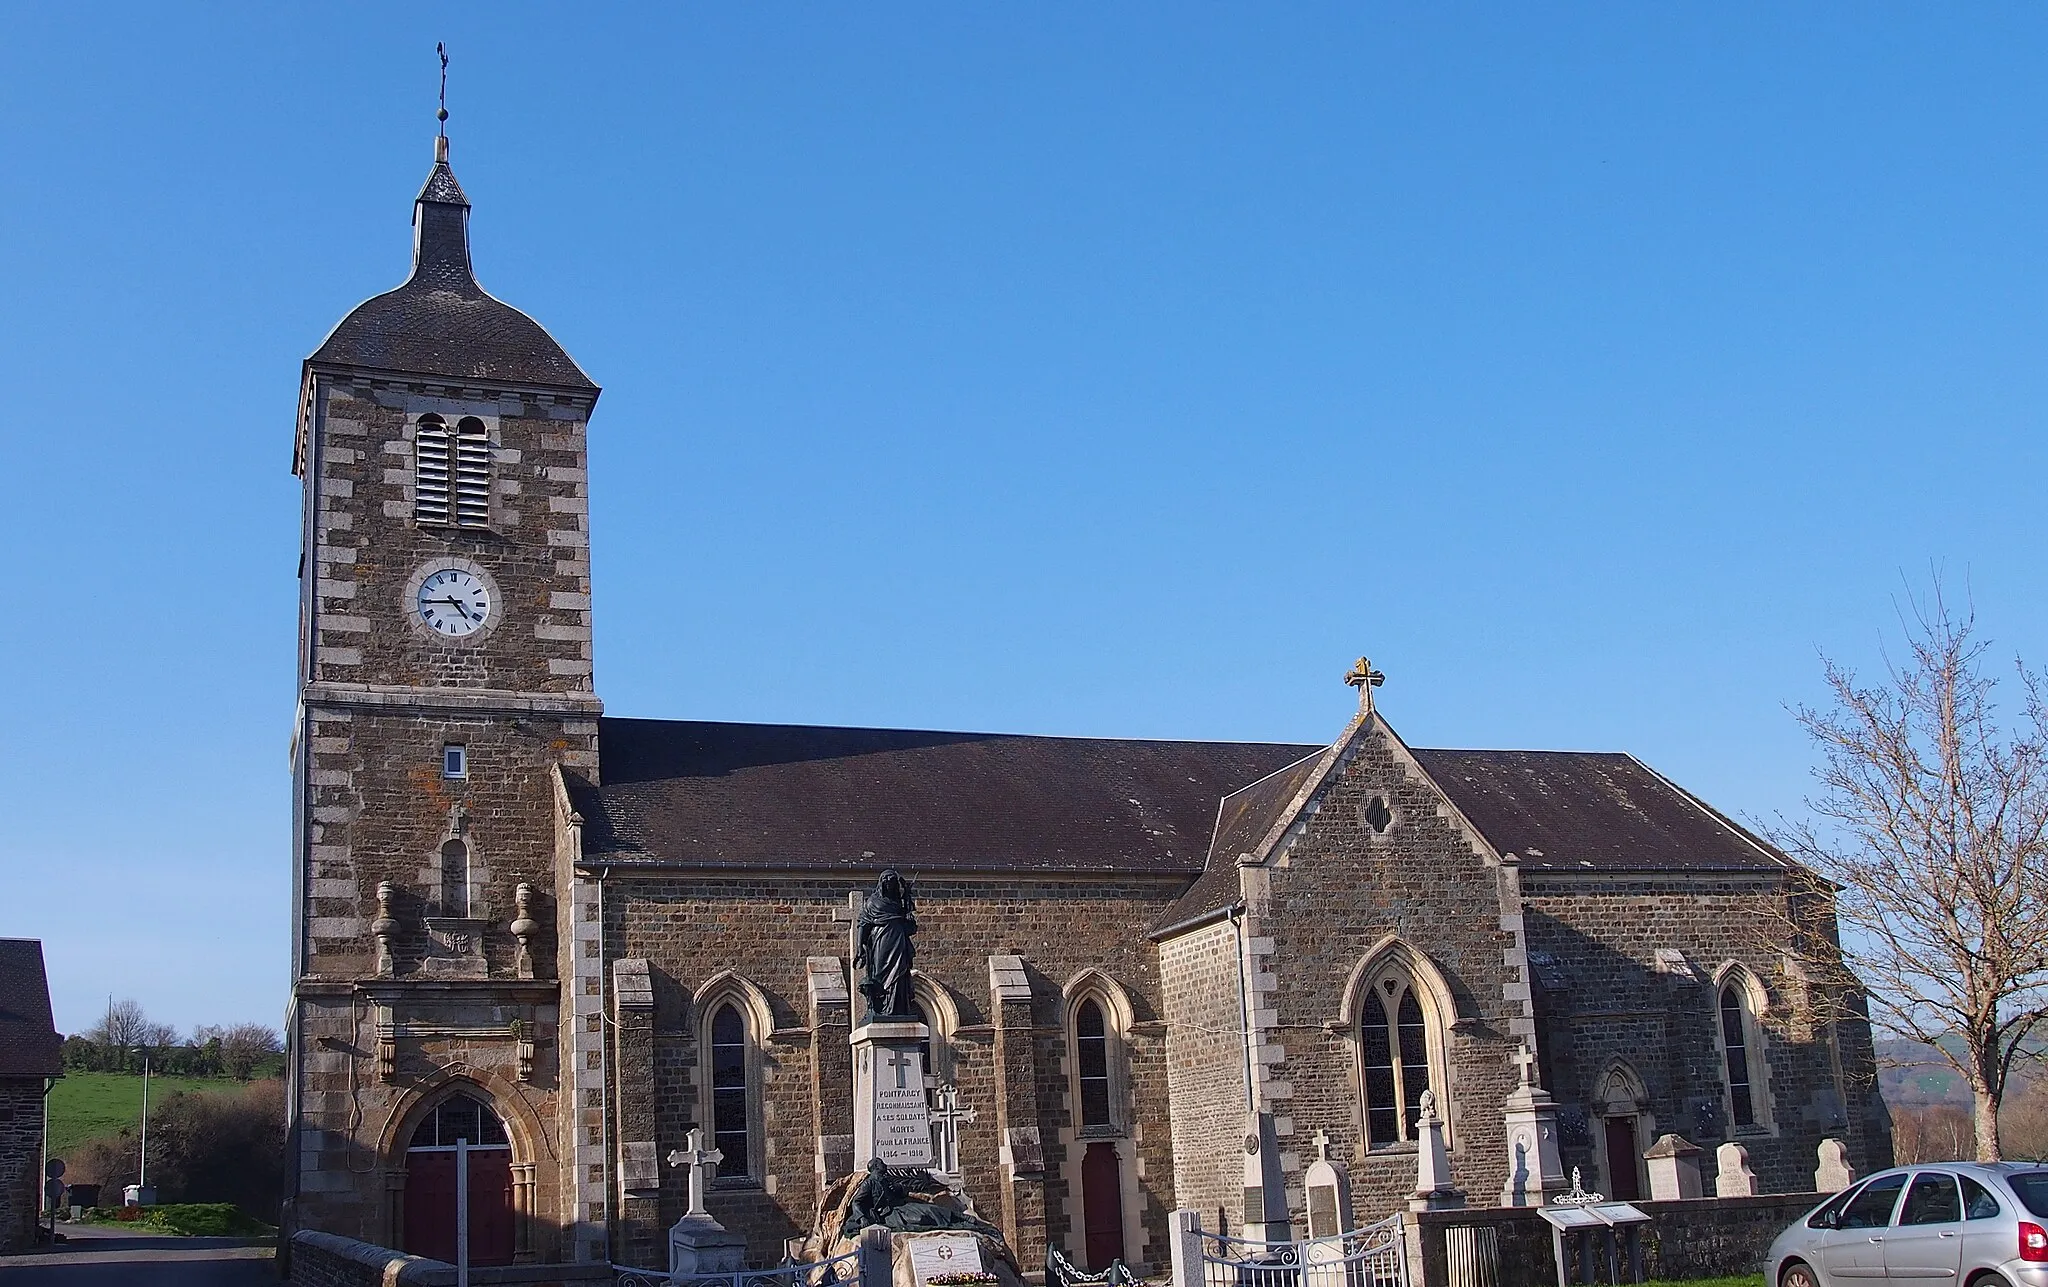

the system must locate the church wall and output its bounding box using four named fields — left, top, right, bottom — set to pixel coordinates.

left=1157, top=918, right=1250, bottom=1229
left=594, top=871, right=1187, bottom=1271
left=1520, top=874, right=1891, bottom=1198
left=1250, top=721, right=1527, bottom=1225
